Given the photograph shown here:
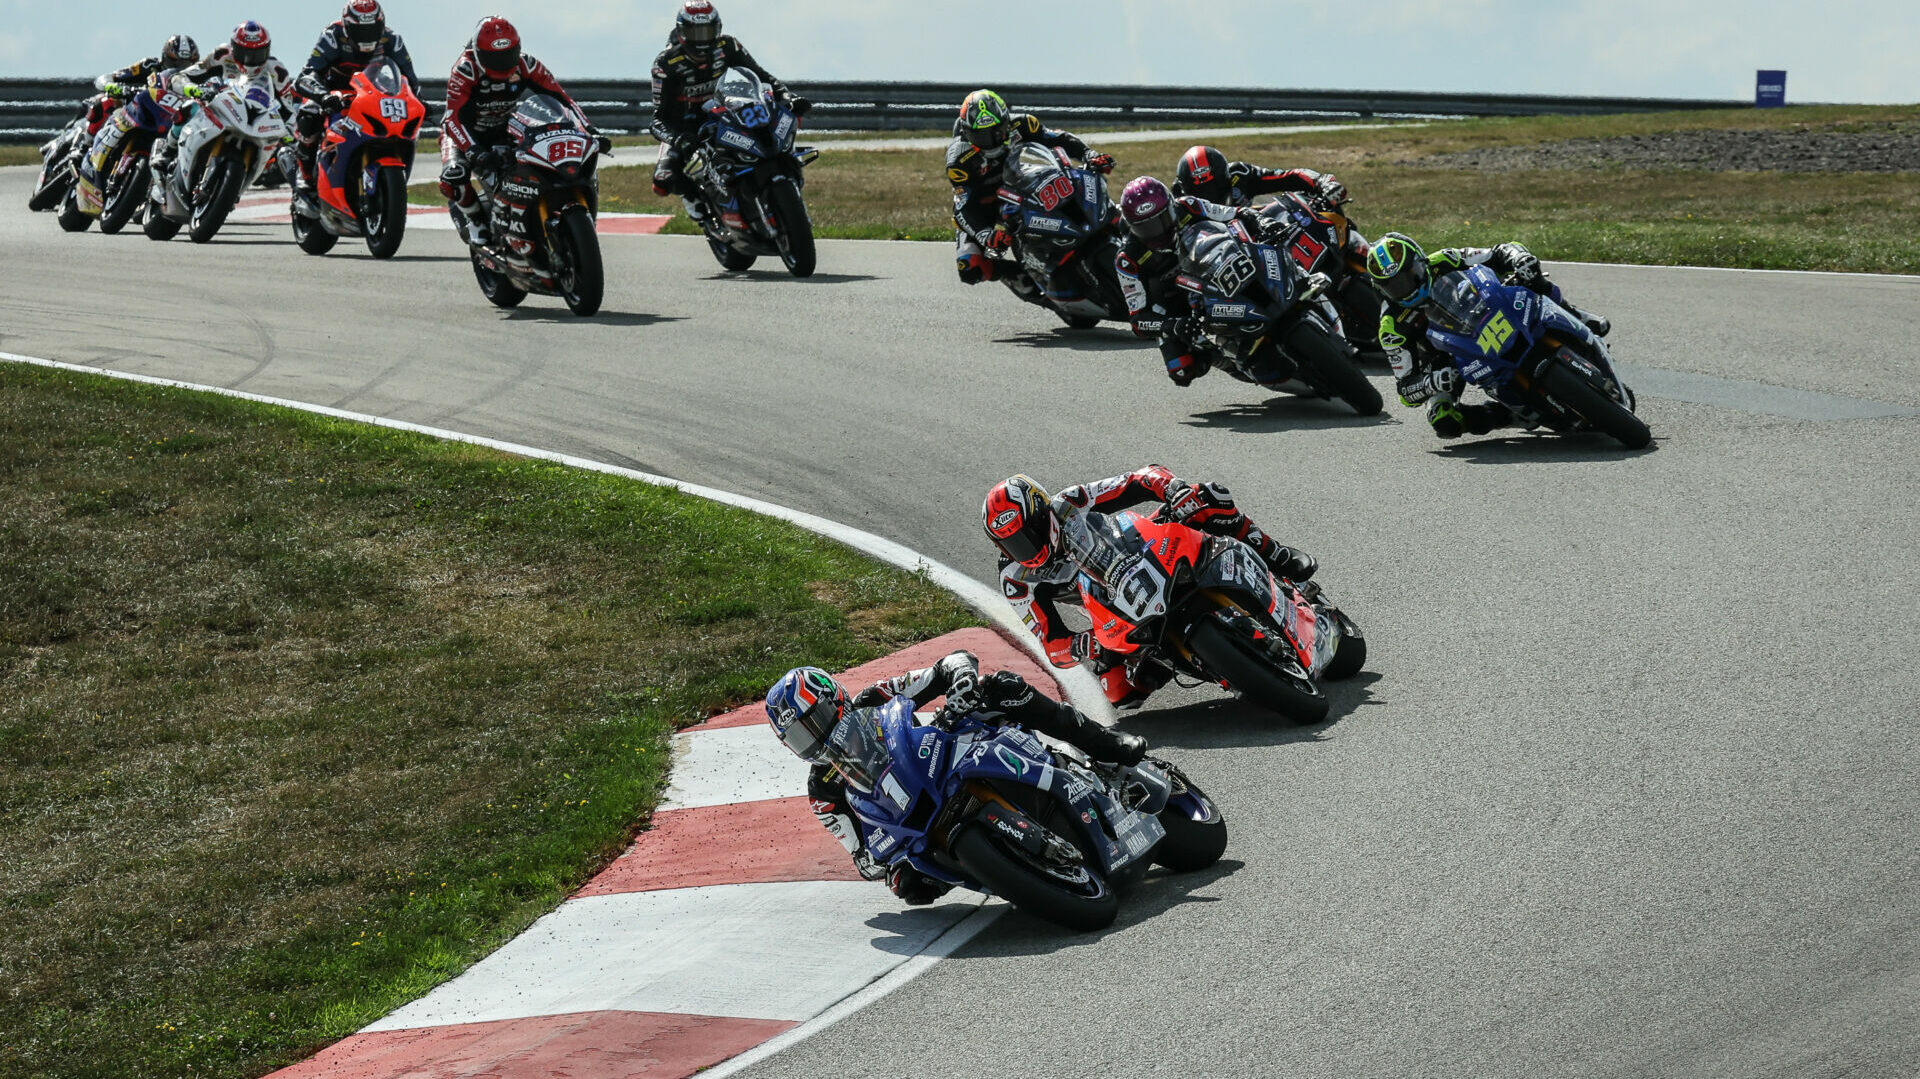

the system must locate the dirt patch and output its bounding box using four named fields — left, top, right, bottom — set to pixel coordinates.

left=1413, top=123, right=1920, bottom=173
